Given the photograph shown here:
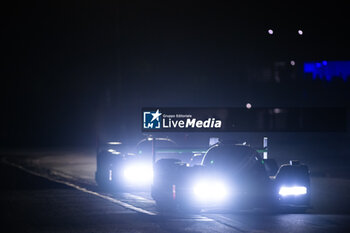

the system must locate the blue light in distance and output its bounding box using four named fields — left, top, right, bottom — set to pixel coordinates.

left=304, top=61, right=350, bottom=81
